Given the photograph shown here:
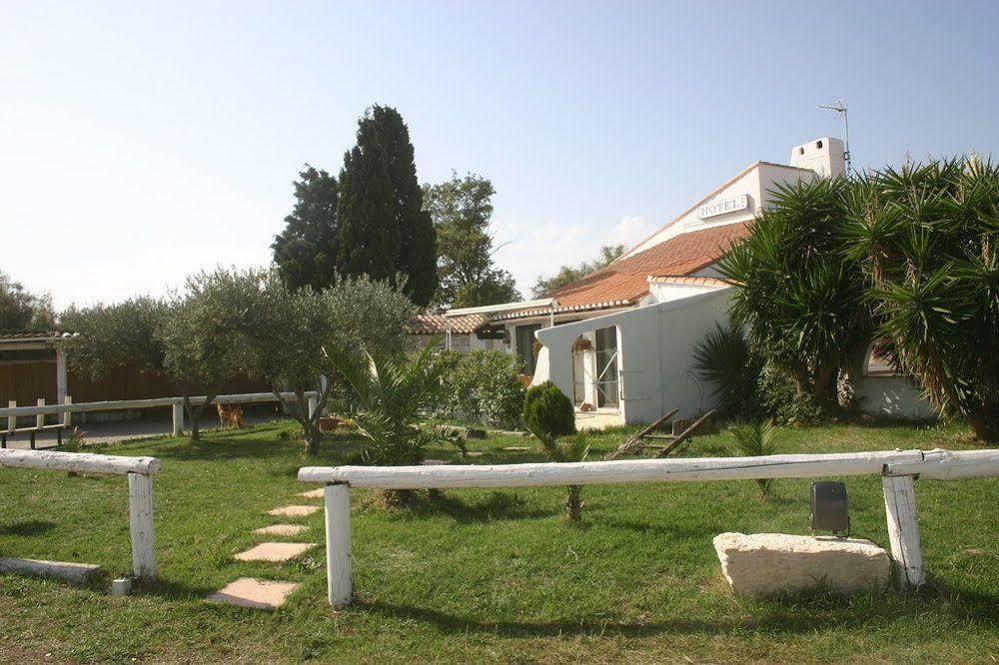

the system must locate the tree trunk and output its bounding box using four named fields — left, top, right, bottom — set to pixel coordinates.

left=183, top=394, right=200, bottom=442
left=565, top=485, right=583, bottom=522
left=812, top=362, right=839, bottom=412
